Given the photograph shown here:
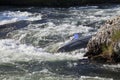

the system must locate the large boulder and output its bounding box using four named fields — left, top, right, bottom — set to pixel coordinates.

left=84, top=16, right=120, bottom=63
